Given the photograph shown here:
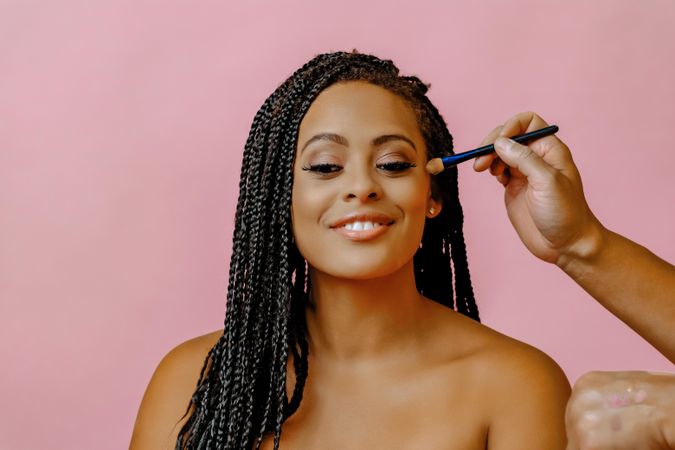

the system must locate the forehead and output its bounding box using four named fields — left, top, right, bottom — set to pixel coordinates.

left=298, top=81, right=421, bottom=140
